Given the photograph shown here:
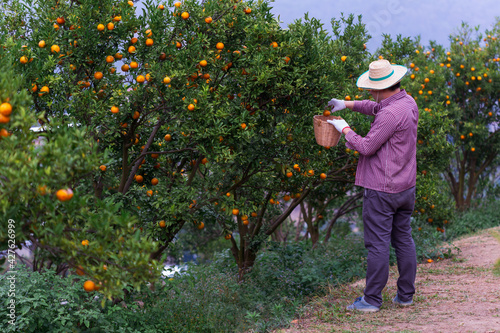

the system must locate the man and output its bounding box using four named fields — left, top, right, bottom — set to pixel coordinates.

left=327, top=59, right=419, bottom=312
